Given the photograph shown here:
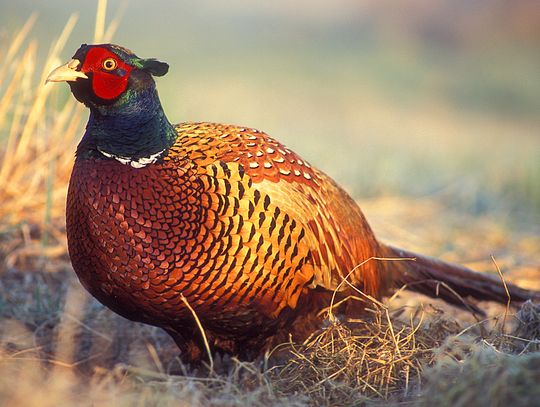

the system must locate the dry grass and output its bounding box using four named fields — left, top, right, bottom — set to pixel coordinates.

left=420, top=341, right=540, bottom=407
left=272, top=307, right=440, bottom=404
left=1, top=3, right=540, bottom=407
left=0, top=1, right=118, bottom=270
left=0, top=14, right=82, bottom=229
left=1, top=267, right=540, bottom=406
